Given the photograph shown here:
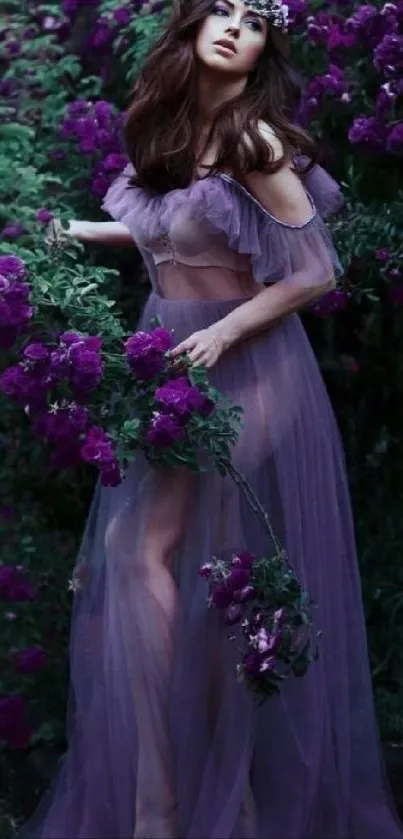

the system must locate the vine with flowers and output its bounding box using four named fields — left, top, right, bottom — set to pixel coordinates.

left=1, top=0, right=403, bottom=832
